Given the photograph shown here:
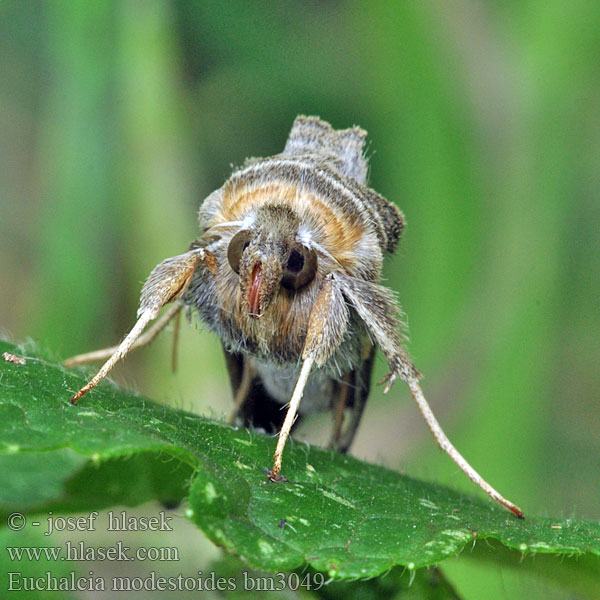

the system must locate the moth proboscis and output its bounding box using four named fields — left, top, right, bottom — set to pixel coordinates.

left=65, top=116, right=524, bottom=519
